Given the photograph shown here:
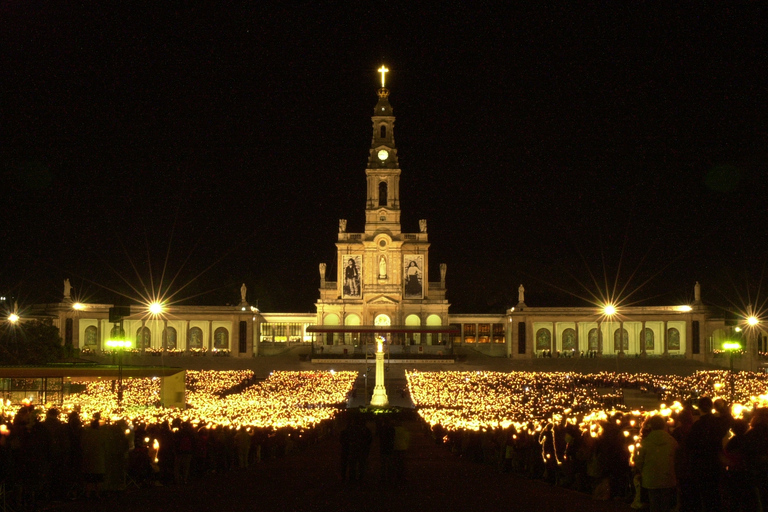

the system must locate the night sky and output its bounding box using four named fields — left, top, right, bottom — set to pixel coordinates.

left=2, top=3, right=766, bottom=315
